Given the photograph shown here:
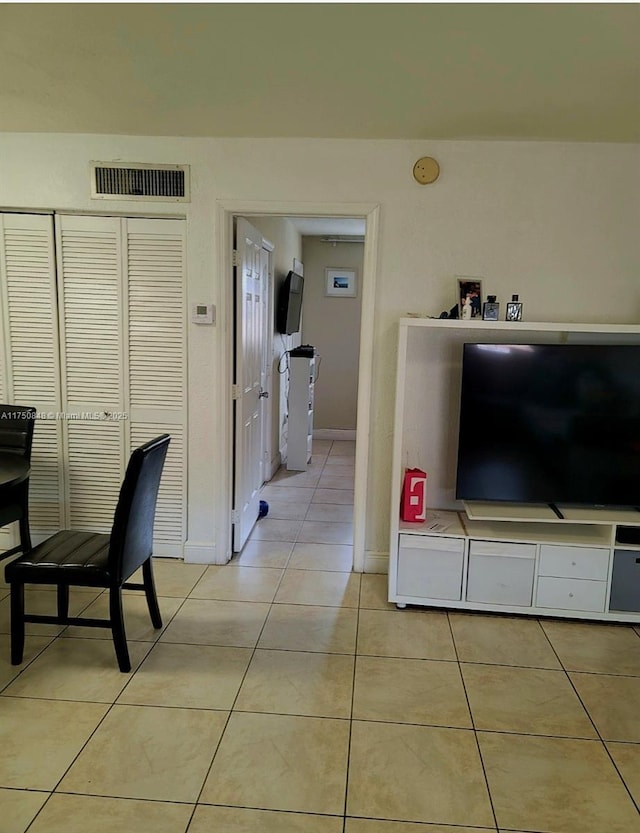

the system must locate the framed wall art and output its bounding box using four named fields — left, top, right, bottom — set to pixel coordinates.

left=325, top=268, right=357, bottom=298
